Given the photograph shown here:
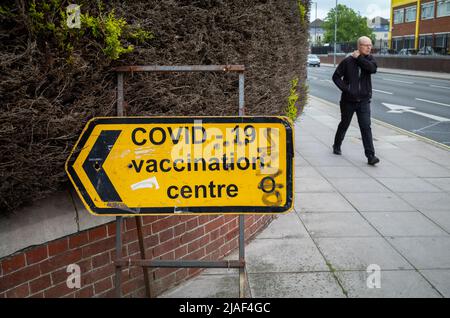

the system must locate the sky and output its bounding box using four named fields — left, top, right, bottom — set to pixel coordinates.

left=309, top=0, right=391, bottom=21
